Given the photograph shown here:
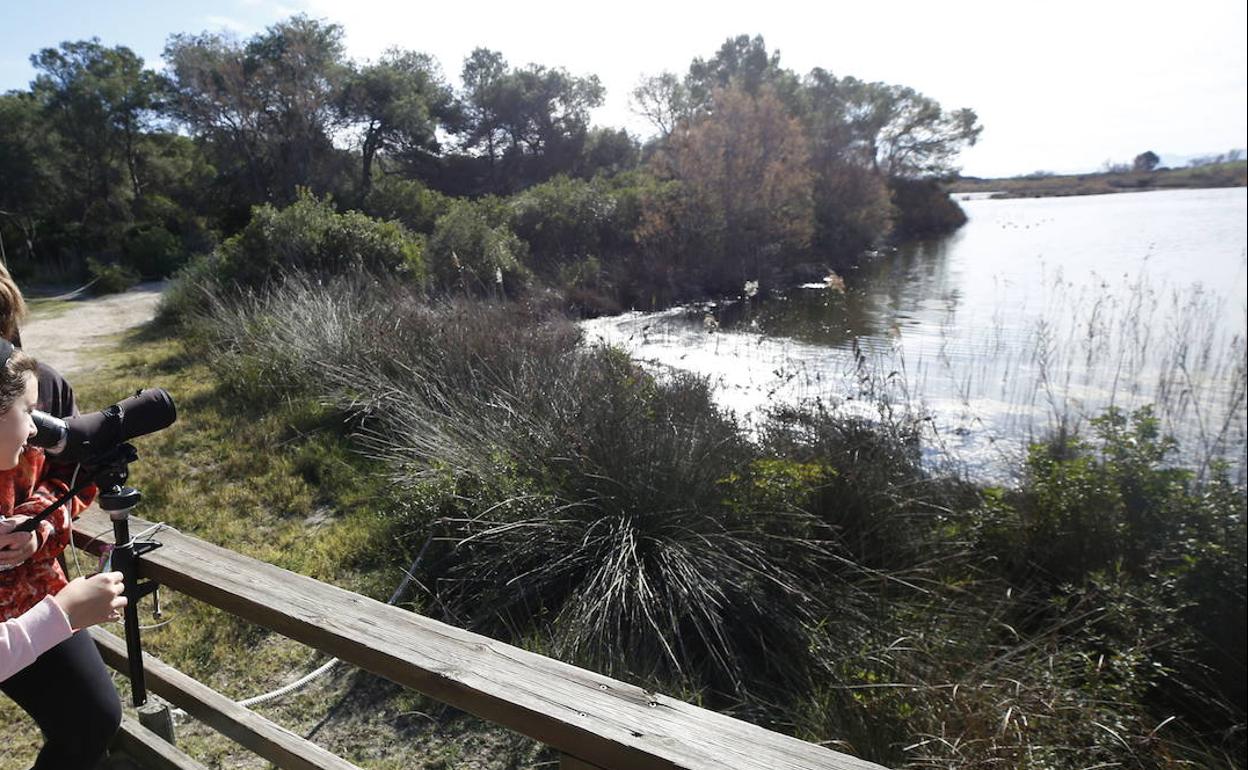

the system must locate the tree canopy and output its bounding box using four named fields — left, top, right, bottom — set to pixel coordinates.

left=458, top=48, right=605, bottom=192
left=339, top=49, right=456, bottom=197
left=163, top=16, right=349, bottom=205
left=1, top=23, right=984, bottom=300
left=1133, top=150, right=1161, bottom=172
